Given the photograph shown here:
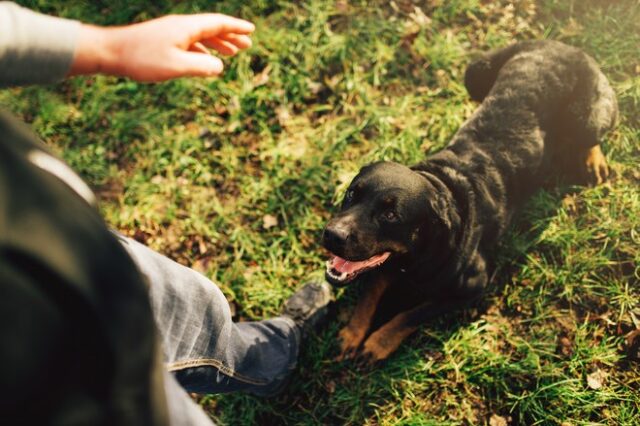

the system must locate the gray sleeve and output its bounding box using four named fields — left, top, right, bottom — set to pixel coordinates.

left=0, top=2, right=80, bottom=87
